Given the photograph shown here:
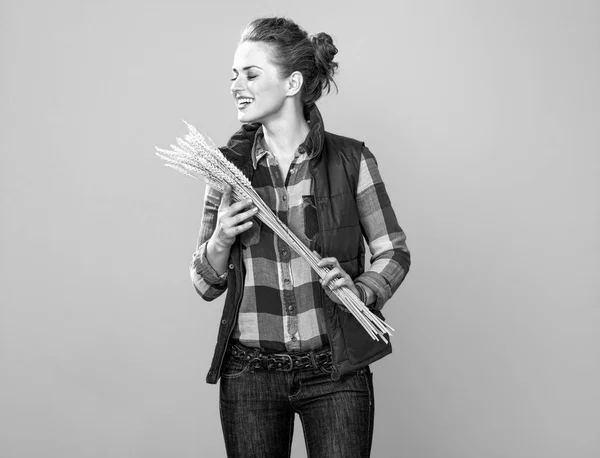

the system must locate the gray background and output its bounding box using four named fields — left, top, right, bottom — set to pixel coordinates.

left=1, top=0, right=598, bottom=457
